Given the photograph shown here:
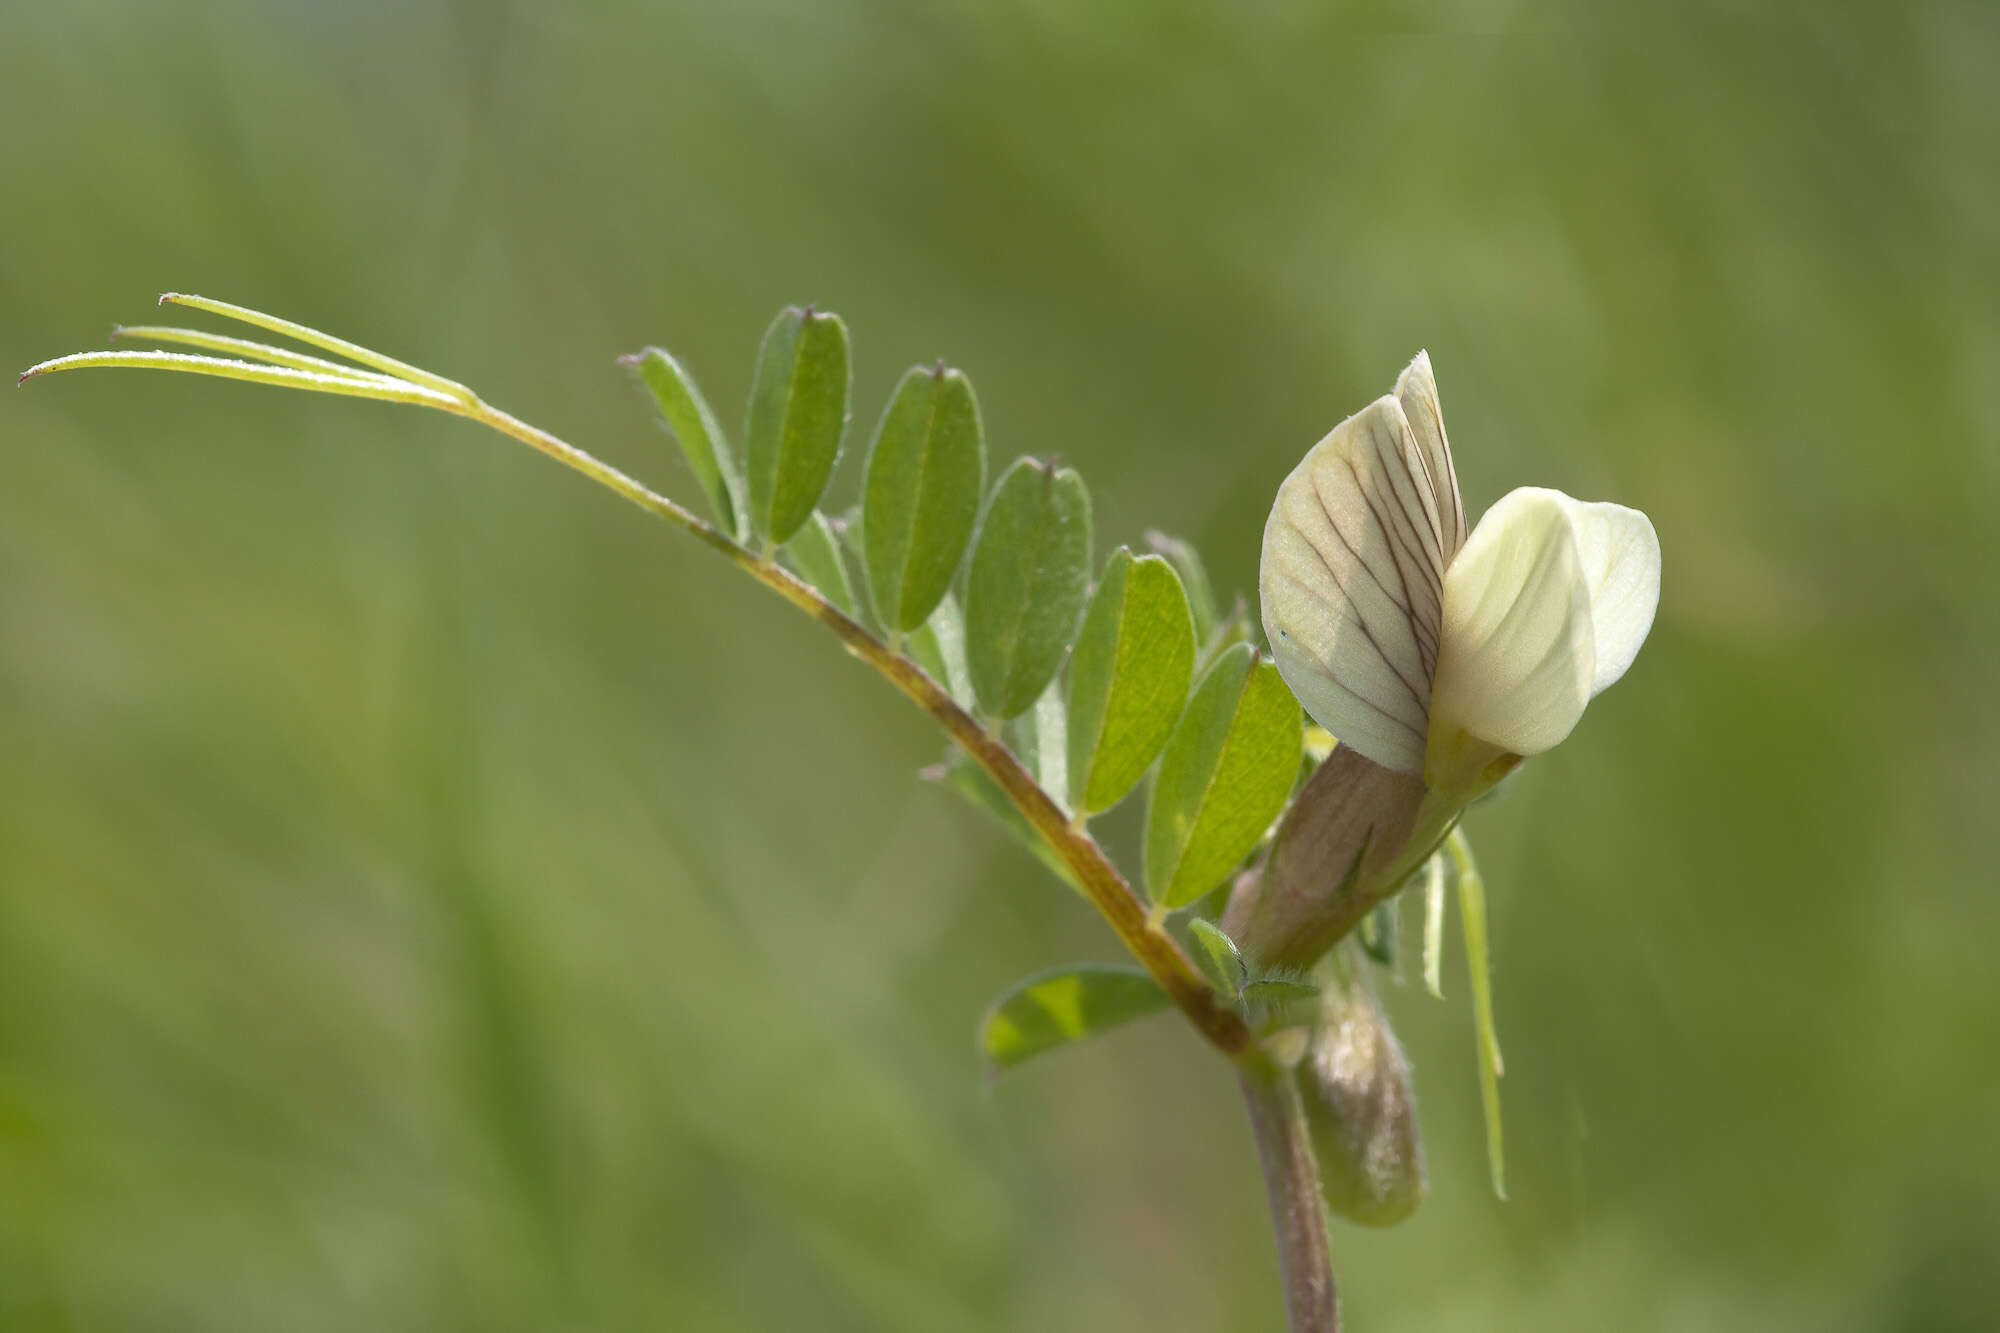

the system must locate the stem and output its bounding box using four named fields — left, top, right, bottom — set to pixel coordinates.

left=442, top=397, right=1255, bottom=1058
left=1238, top=1057, right=1339, bottom=1333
